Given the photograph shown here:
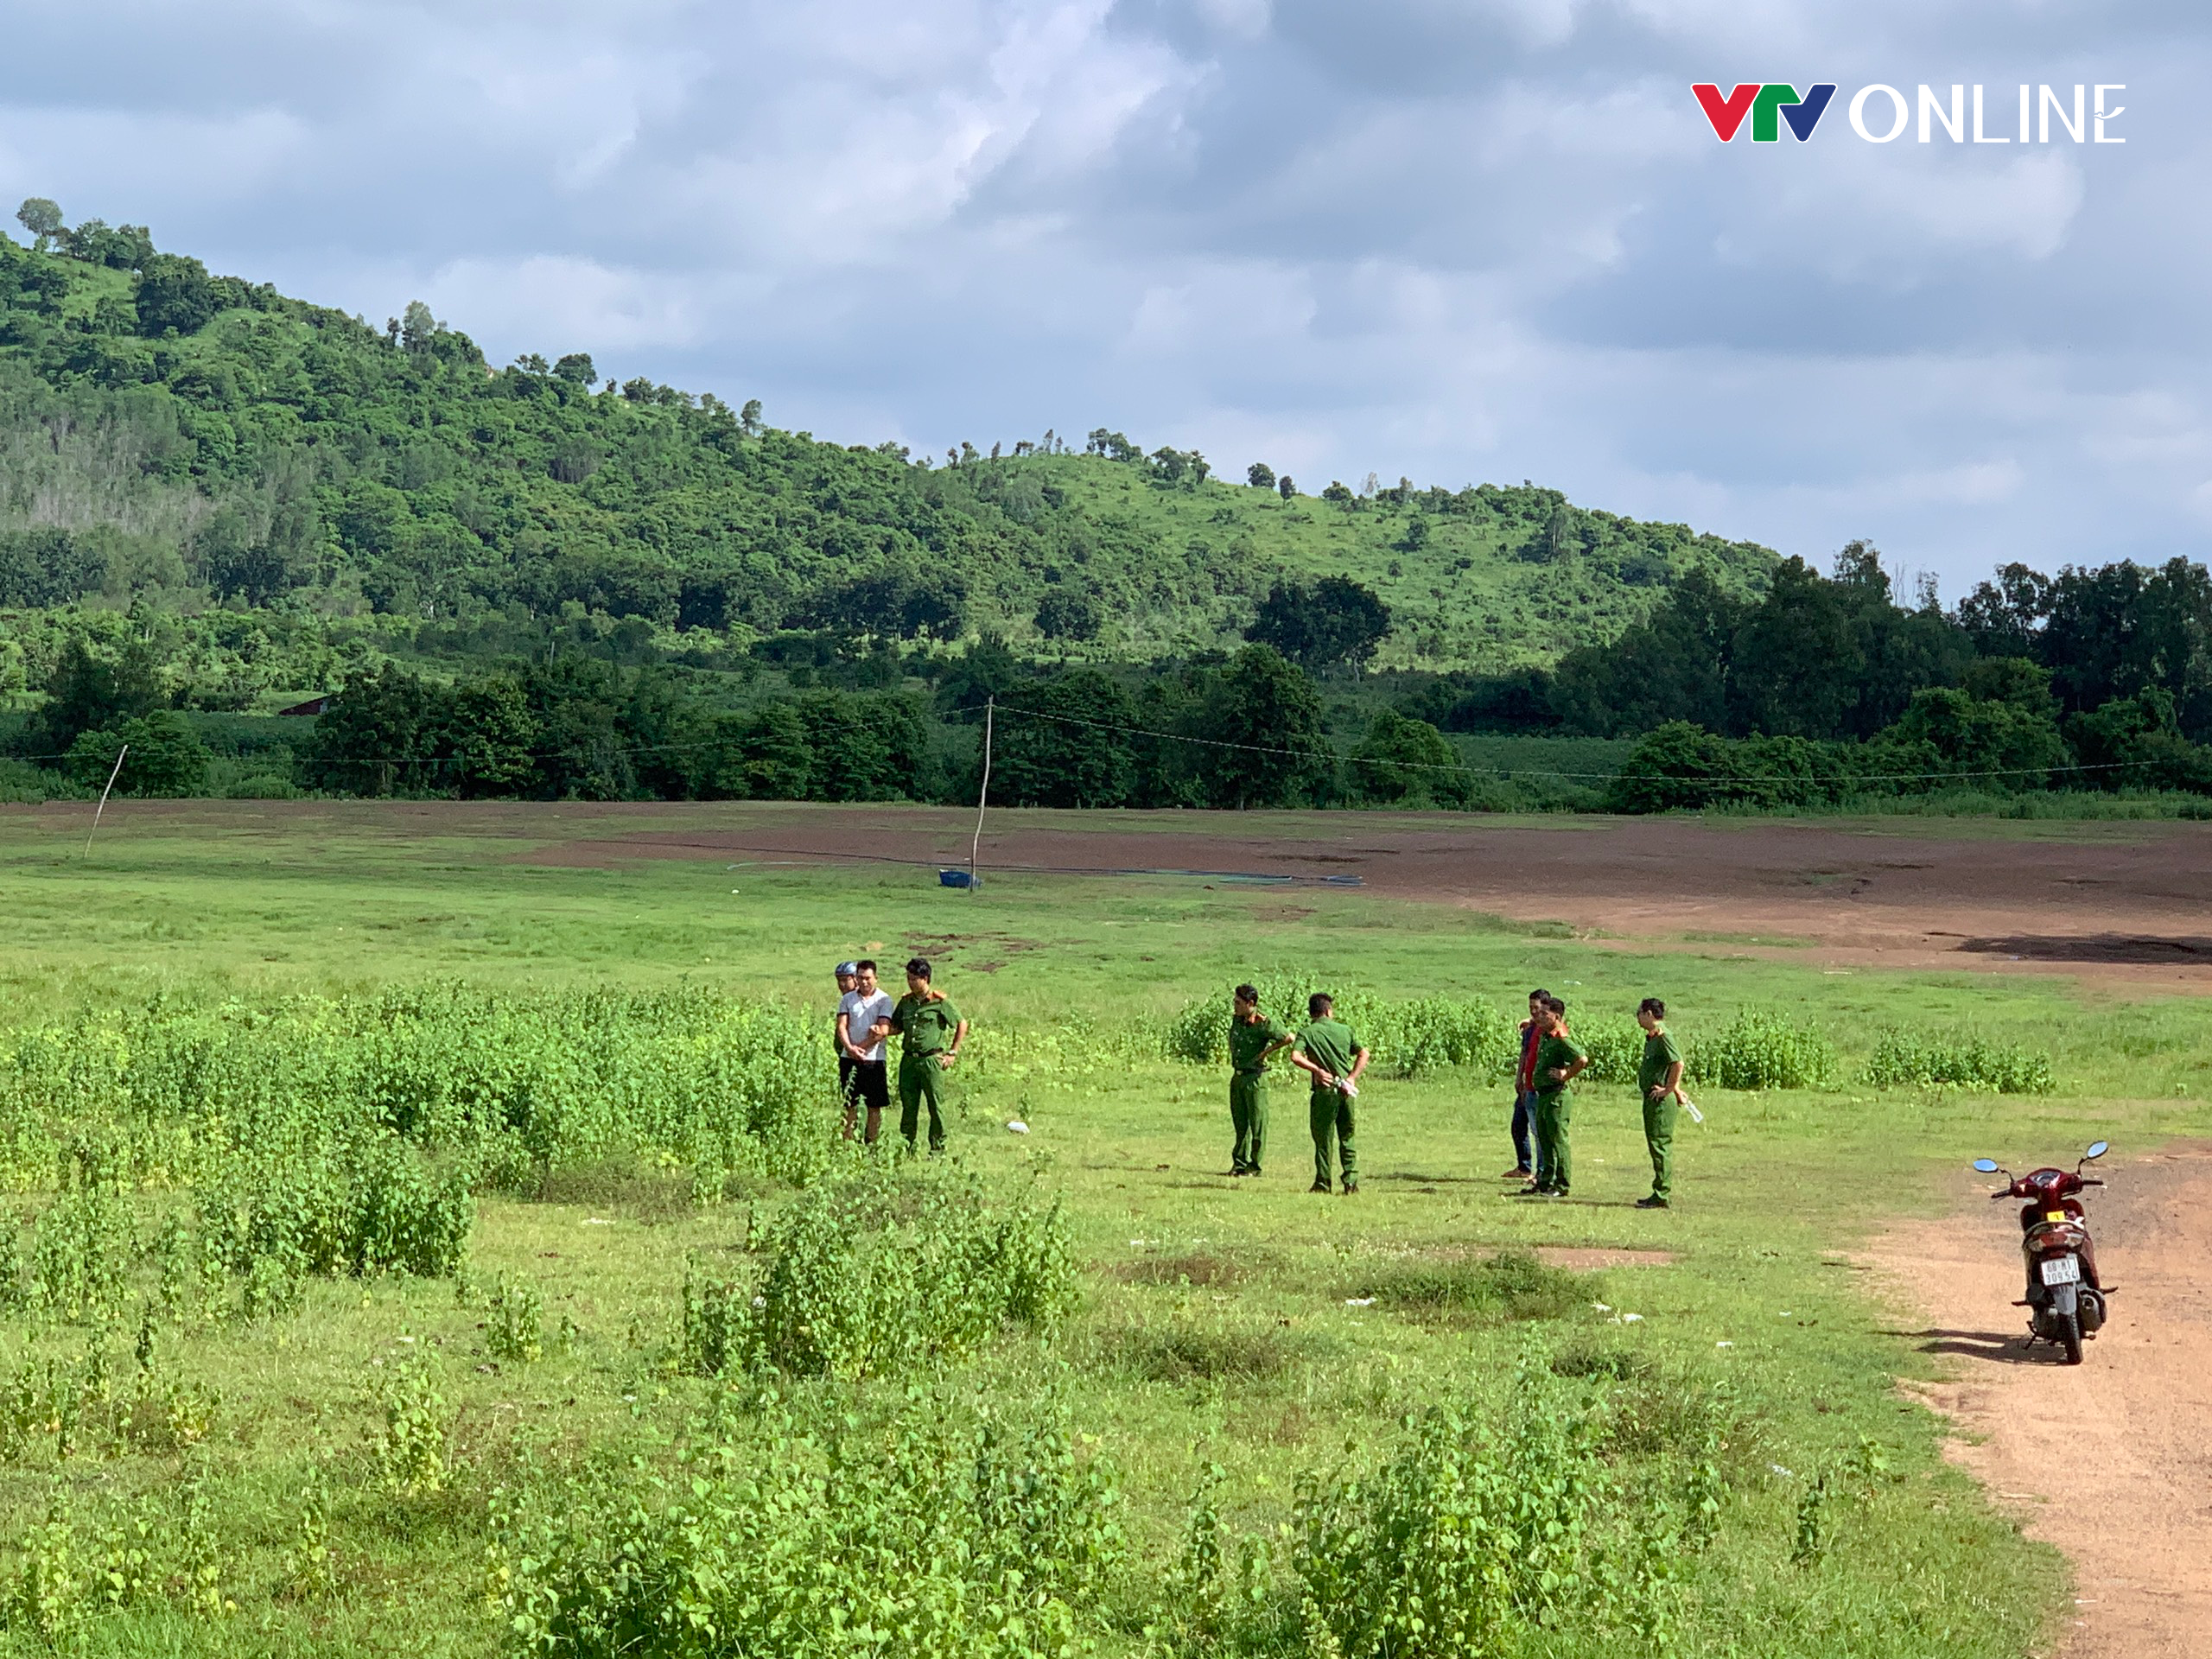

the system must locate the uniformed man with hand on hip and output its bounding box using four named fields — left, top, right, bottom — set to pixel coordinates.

left=889, top=957, right=967, bottom=1154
